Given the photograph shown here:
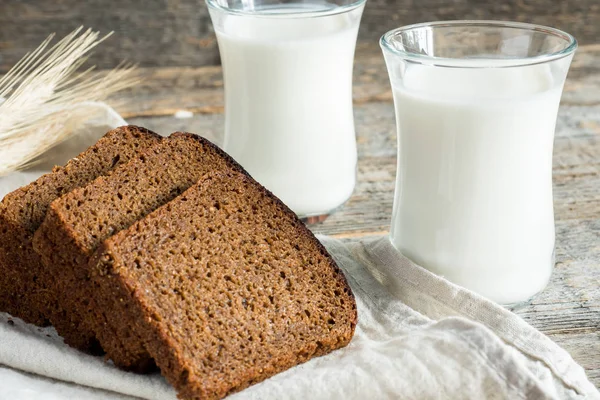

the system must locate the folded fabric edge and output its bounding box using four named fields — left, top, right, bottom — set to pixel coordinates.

left=317, top=236, right=564, bottom=399
left=0, top=365, right=141, bottom=400
left=0, top=316, right=175, bottom=400
left=339, top=234, right=598, bottom=399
